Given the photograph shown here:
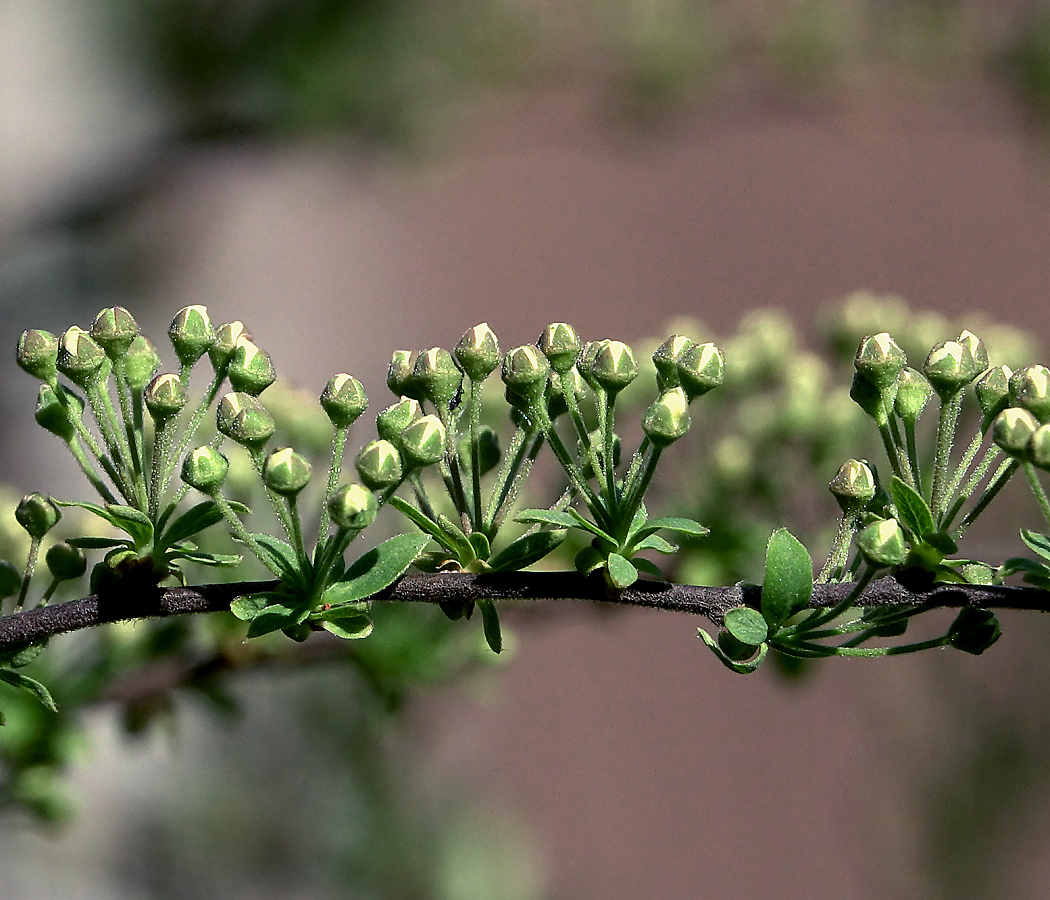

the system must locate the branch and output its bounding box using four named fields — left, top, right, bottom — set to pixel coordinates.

left=0, top=573, right=1047, bottom=652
